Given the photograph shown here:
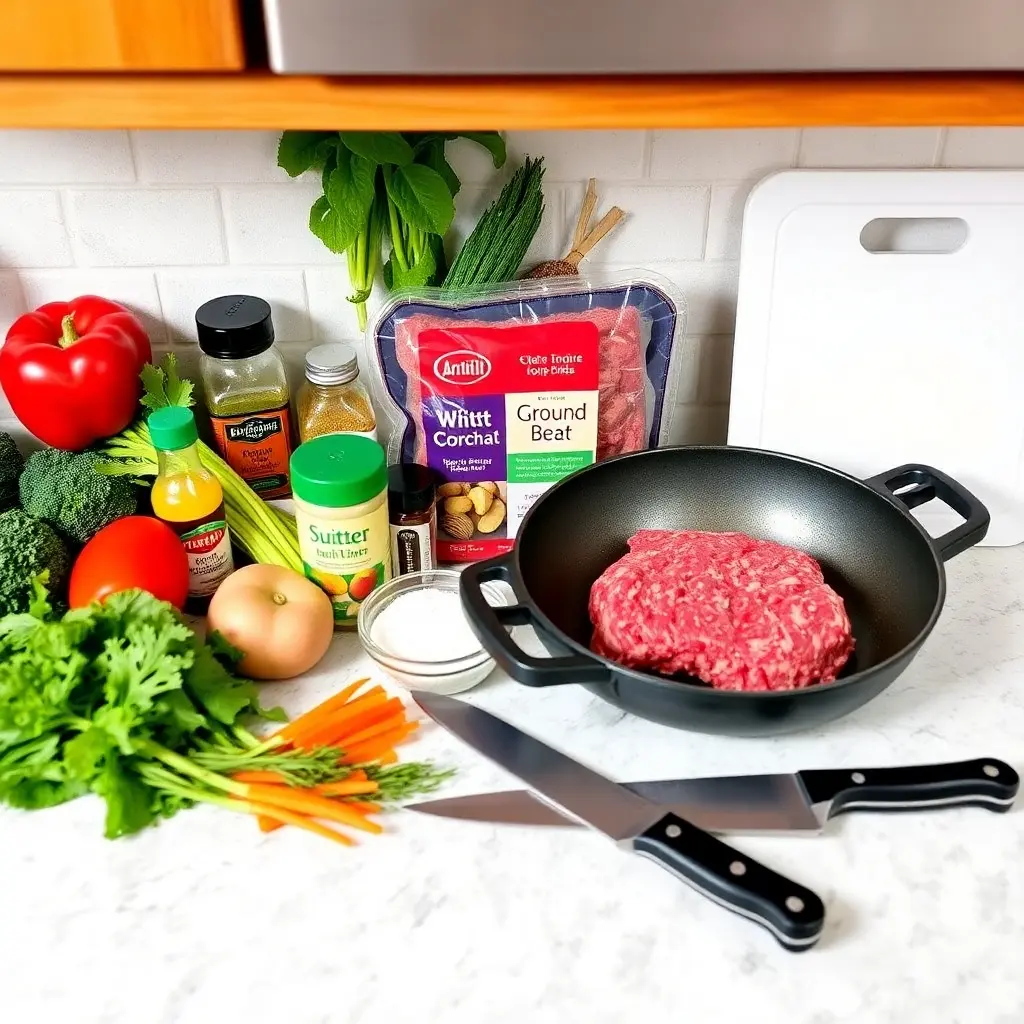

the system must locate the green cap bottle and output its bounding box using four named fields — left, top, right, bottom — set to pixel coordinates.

left=148, top=407, right=199, bottom=451
left=291, top=434, right=387, bottom=508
